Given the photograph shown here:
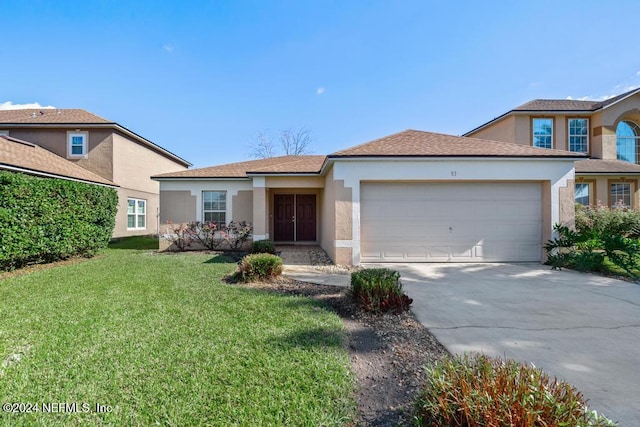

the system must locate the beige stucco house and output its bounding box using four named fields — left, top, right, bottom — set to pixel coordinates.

left=153, top=130, right=584, bottom=265
left=0, top=109, right=190, bottom=237
left=0, top=134, right=116, bottom=187
left=465, top=87, right=640, bottom=209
